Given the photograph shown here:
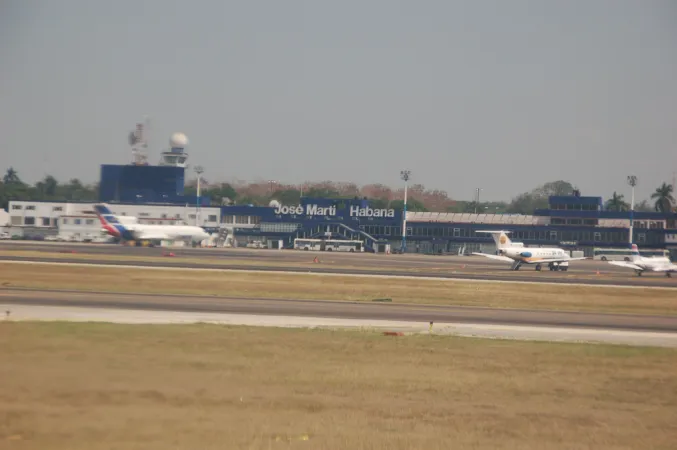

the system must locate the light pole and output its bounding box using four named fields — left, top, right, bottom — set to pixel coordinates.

left=627, top=175, right=637, bottom=245
left=474, top=188, right=482, bottom=214
left=400, top=170, right=411, bottom=252
left=194, top=165, right=204, bottom=226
